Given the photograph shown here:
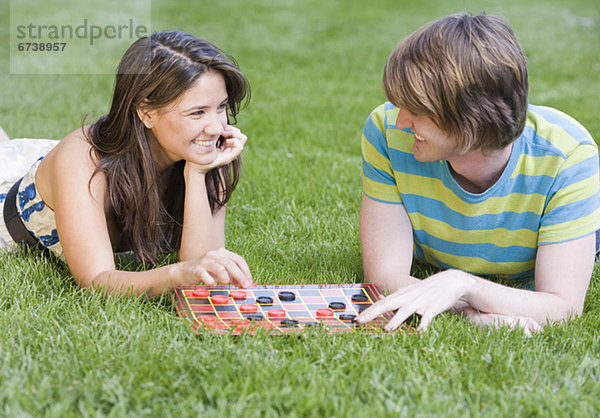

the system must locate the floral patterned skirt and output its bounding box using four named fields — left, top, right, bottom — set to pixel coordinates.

left=0, top=138, right=60, bottom=255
